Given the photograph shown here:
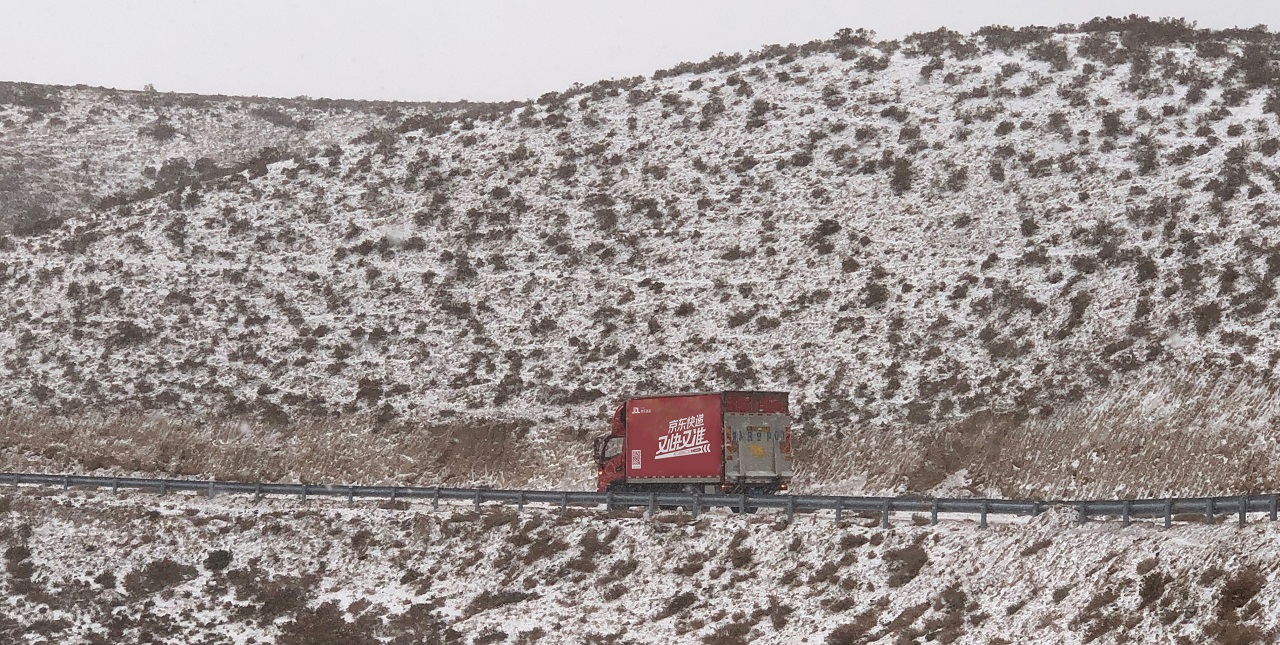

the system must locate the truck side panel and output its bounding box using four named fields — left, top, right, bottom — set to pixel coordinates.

left=625, top=393, right=723, bottom=482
